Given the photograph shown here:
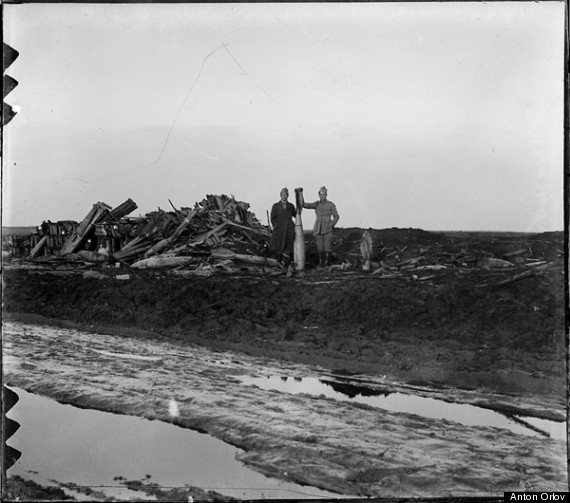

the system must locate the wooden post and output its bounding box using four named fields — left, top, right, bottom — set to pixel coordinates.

left=29, top=235, right=48, bottom=259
